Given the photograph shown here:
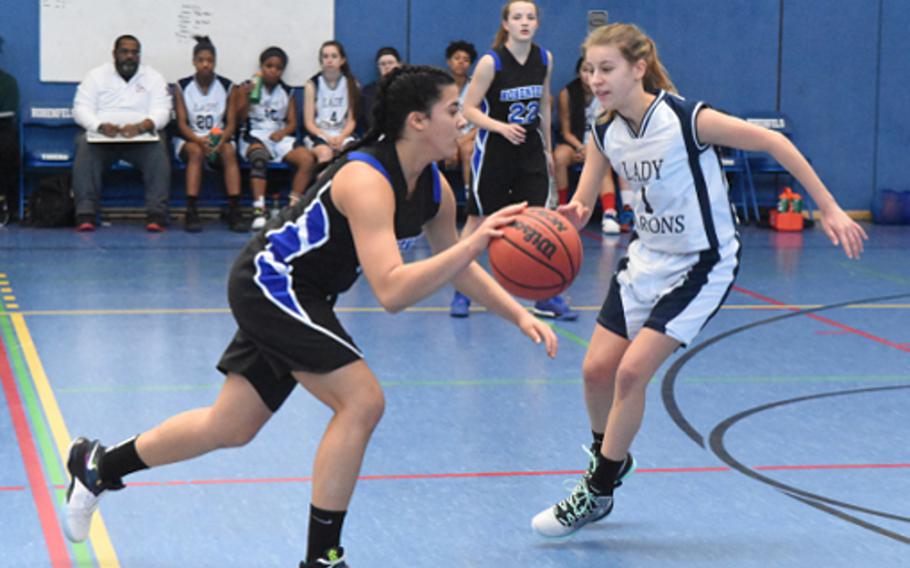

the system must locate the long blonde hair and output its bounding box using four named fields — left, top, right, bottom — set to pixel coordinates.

left=583, top=23, right=676, bottom=95
left=493, top=0, right=540, bottom=49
